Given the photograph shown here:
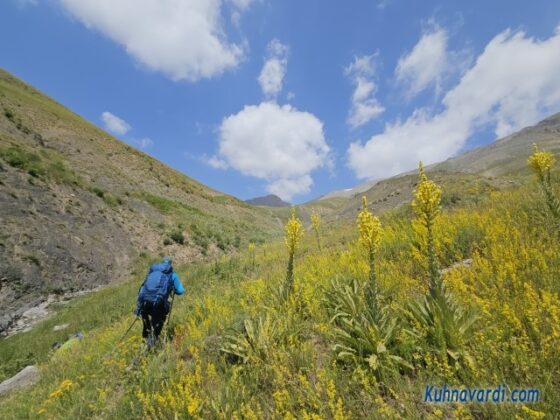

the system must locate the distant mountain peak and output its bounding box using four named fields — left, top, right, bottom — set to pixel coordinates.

left=245, top=194, right=290, bottom=207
